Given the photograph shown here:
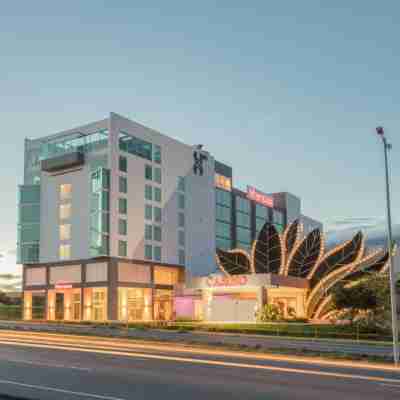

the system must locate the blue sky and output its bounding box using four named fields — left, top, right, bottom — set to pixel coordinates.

left=1, top=1, right=400, bottom=274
